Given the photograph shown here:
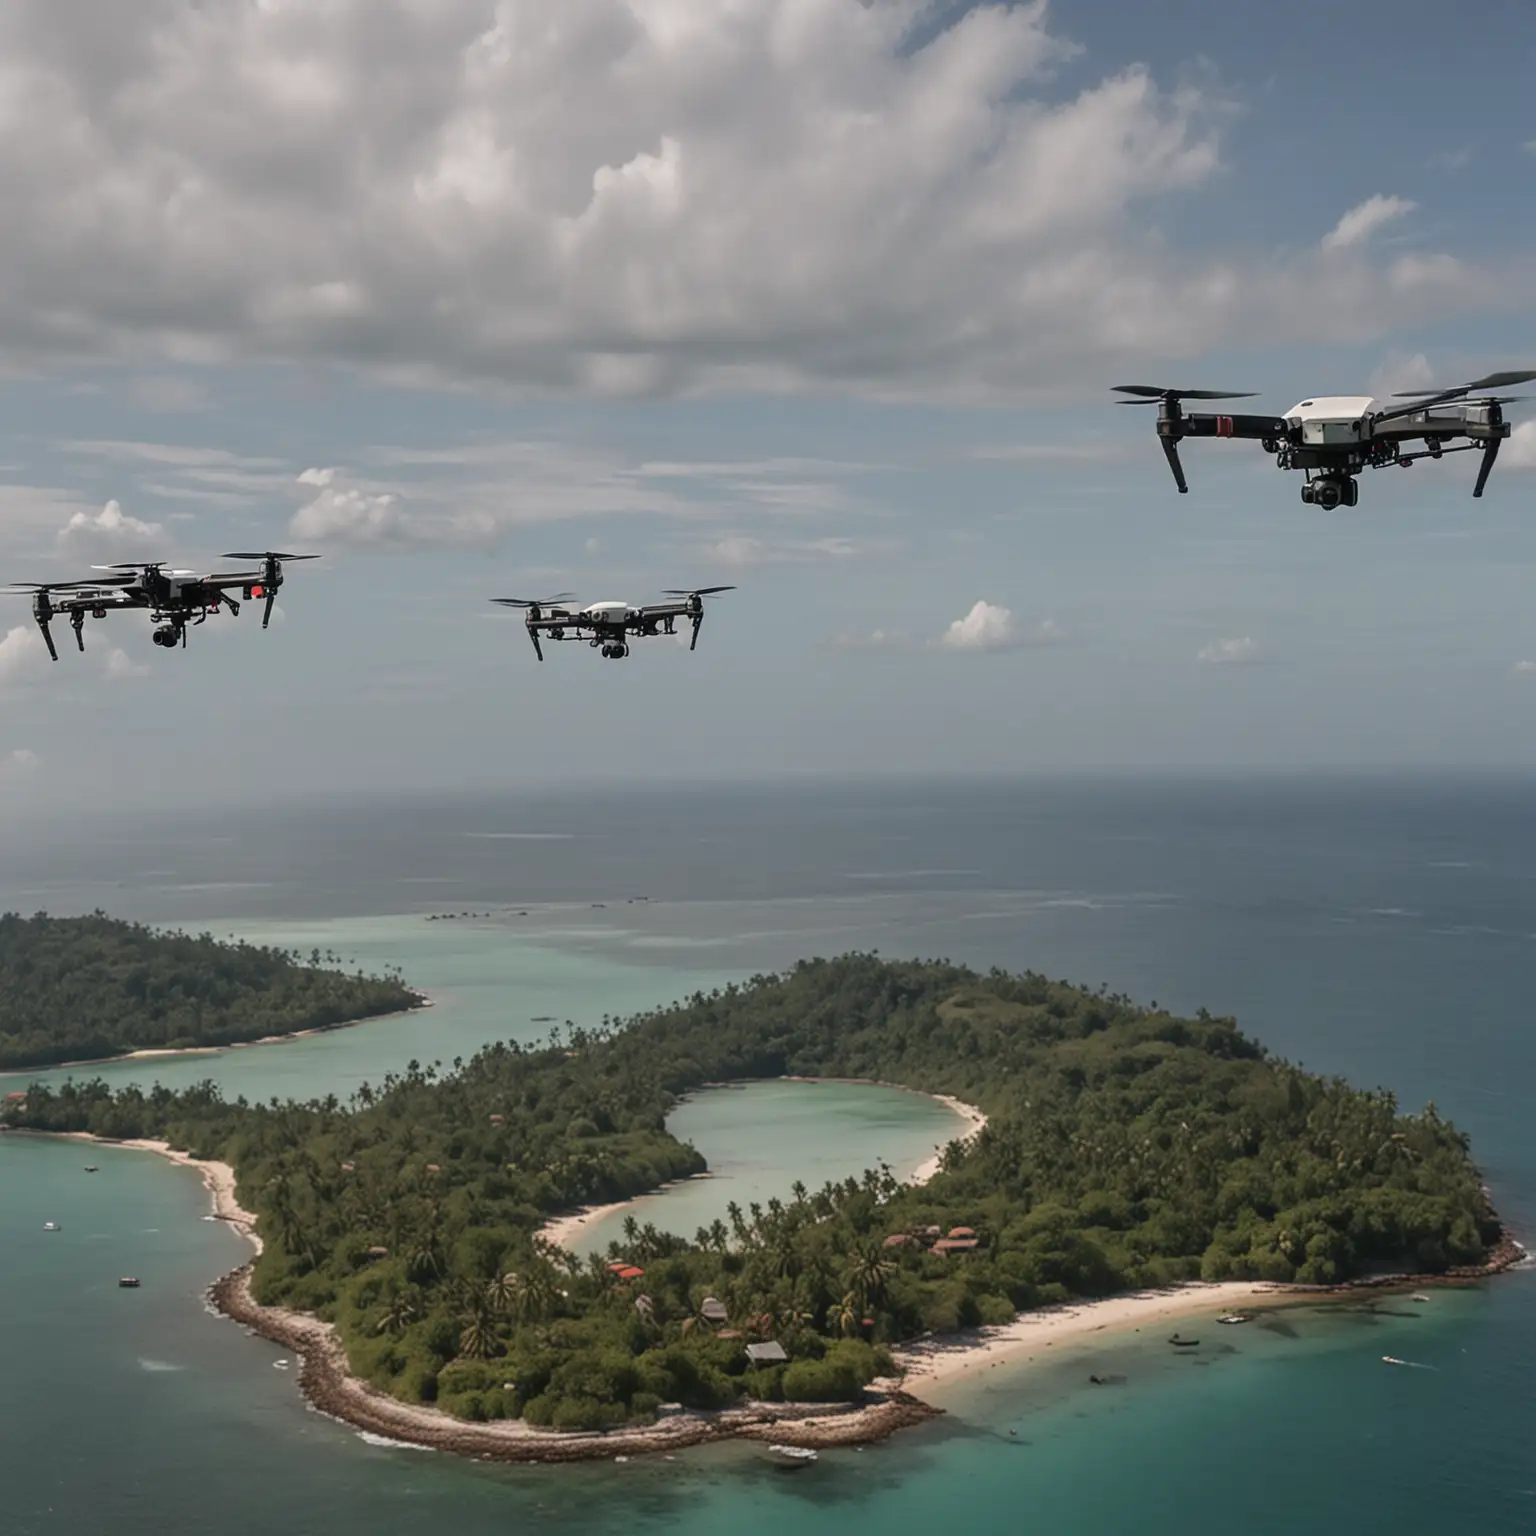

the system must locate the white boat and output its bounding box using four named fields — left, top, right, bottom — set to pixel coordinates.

left=1217, top=1312, right=1250, bottom=1325
left=1411, top=1294, right=1431, bottom=1303
left=764, top=1443, right=819, bottom=1468
left=43, top=1221, right=60, bottom=1232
